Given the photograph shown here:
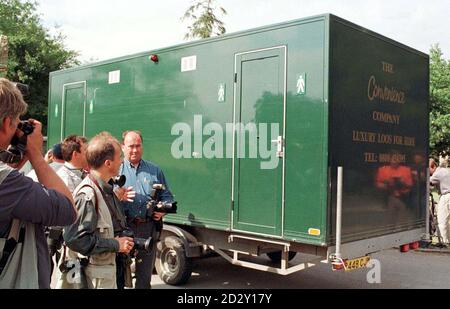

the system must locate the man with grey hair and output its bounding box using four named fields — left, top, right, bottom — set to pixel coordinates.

left=430, top=157, right=450, bottom=247
left=0, top=78, right=76, bottom=288
left=61, top=132, right=133, bottom=289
